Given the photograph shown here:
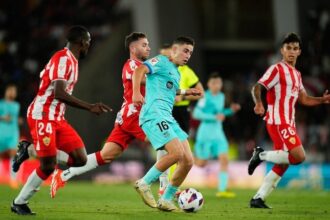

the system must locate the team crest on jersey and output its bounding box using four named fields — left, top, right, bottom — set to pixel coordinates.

left=166, top=81, right=173, bottom=89
left=150, top=58, right=159, bottom=66
left=289, top=137, right=296, bottom=145
left=42, top=136, right=51, bottom=146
